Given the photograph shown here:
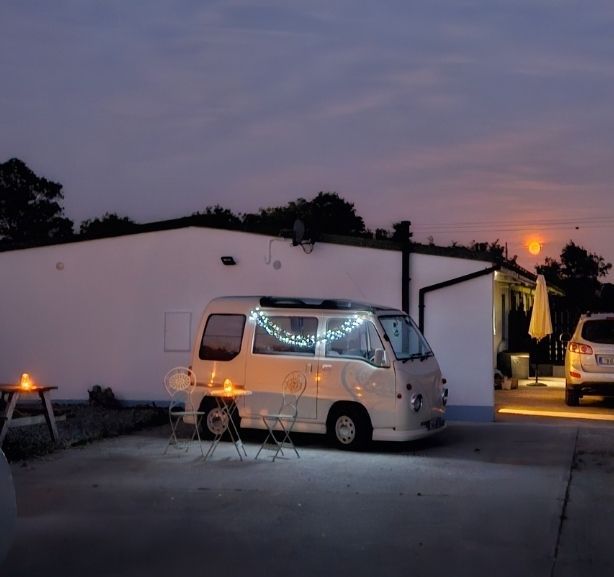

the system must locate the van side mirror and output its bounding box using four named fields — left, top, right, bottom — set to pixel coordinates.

left=373, top=348, right=387, bottom=367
